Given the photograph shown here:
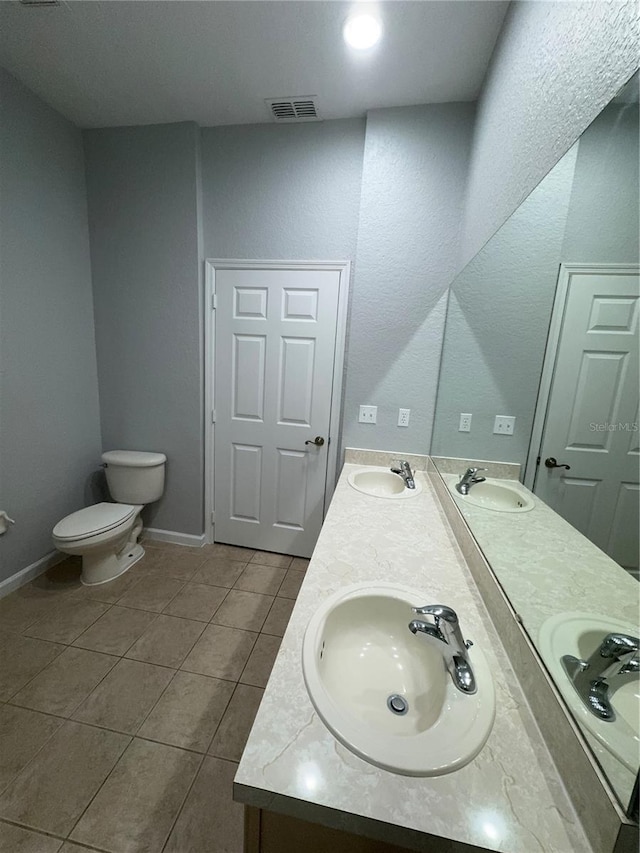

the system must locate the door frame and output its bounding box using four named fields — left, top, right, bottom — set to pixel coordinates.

left=524, top=262, right=640, bottom=490
left=203, top=258, right=351, bottom=546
